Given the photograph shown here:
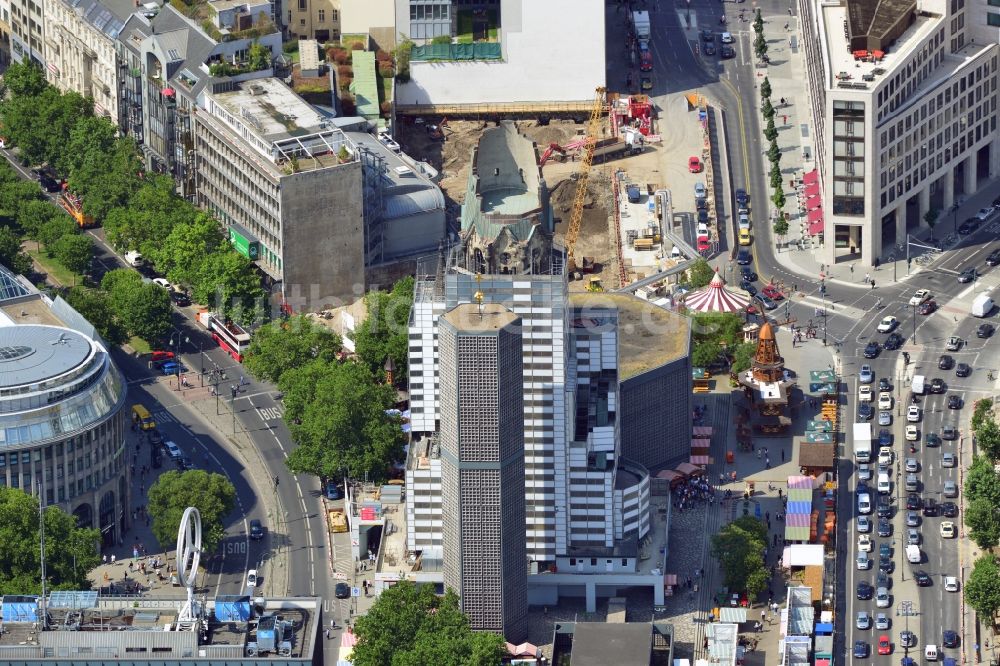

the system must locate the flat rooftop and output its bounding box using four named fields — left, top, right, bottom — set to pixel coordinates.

left=569, top=293, right=689, bottom=381
left=567, top=622, right=653, bottom=666
left=822, top=3, right=939, bottom=89
left=620, top=189, right=662, bottom=273
left=210, top=78, right=329, bottom=142
left=0, top=295, right=63, bottom=327
left=441, top=302, right=520, bottom=333
left=0, top=325, right=93, bottom=388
